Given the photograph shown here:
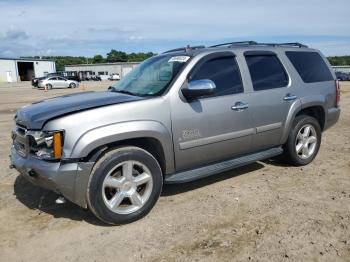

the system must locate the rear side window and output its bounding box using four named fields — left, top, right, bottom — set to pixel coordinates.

left=286, top=51, right=333, bottom=83
left=245, top=55, right=288, bottom=91
left=190, top=56, right=243, bottom=96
